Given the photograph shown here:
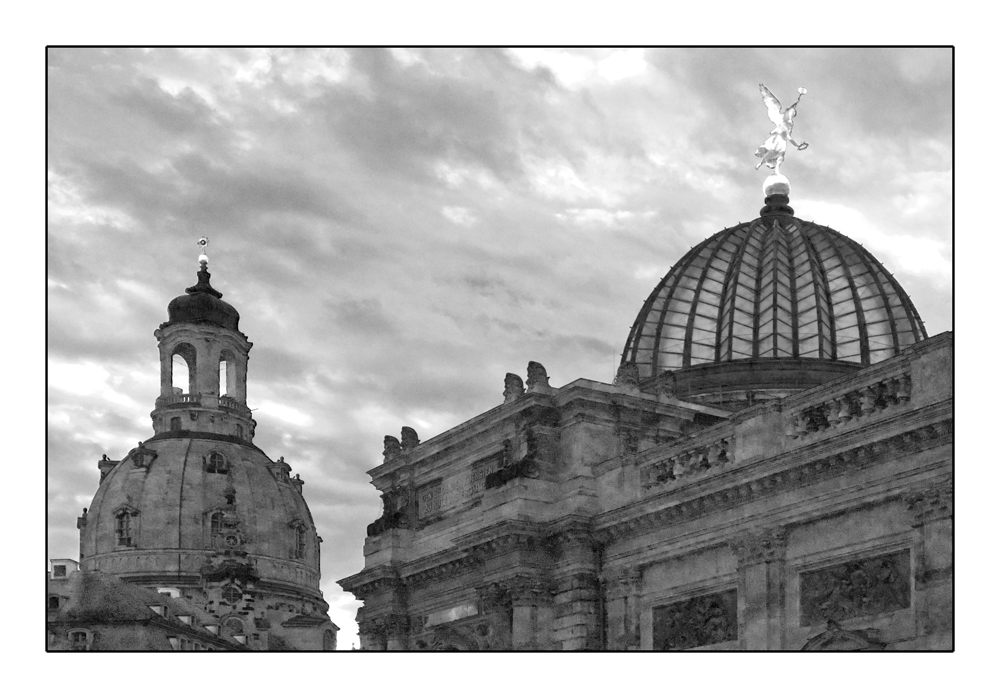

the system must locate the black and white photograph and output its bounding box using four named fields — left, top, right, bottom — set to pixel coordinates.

left=45, top=44, right=955, bottom=662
